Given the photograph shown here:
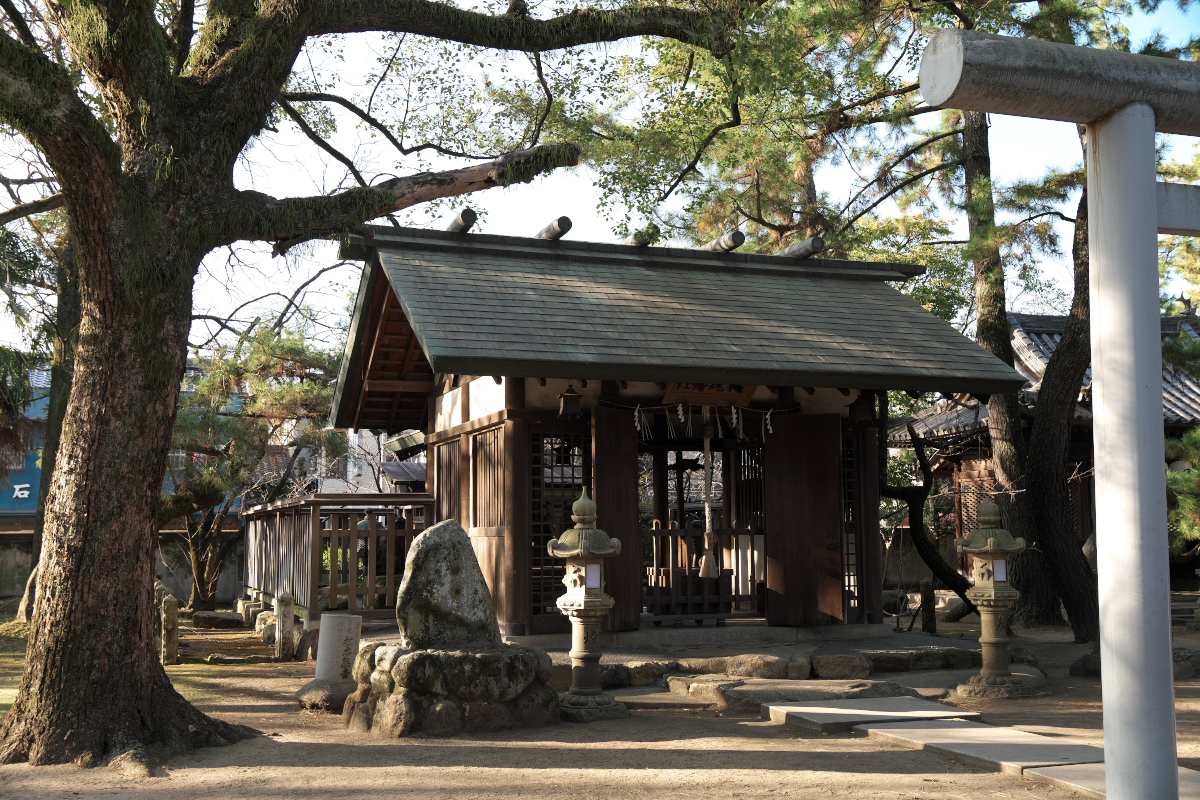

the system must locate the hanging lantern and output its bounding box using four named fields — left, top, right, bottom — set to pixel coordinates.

left=559, top=383, right=582, bottom=418
left=849, top=391, right=878, bottom=428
